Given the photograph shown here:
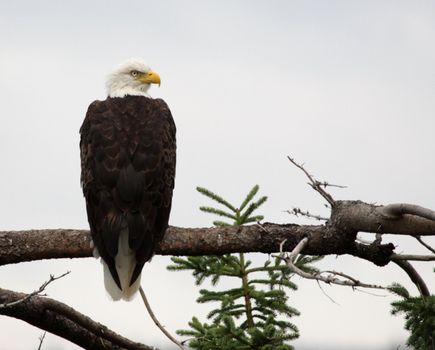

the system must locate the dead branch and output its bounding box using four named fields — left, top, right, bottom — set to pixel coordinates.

left=390, top=253, right=435, bottom=262
left=392, top=260, right=430, bottom=297
left=285, top=208, right=328, bottom=221
left=0, top=272, right=70, bottom=309
left=37, top=332, right=46, bottom=350
left=287, top=237, right=309, bottom=261
left=317, top=181, right=347, bottom=189
left=1, top=200, right=435, bottom=268
left=279, top=238, right=385, bottom=290
left=139, top=287, right=186, bottom=350
left=413, top=235, right=435, bottom=254
left=0, top=222, right=390, bottom=267
left=287, top=156, right=335, bottom=206
left=330, top=201, right=435, bottom=236
left=381, top=203, right=435, bottom=221
left=0, top=287, right=156, bottom=350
